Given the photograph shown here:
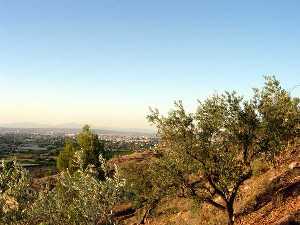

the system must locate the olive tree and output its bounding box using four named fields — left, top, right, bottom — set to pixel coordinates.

left=121, top=157, right=180, bottom=224
left=147, top=76, right=299, bottom=225
left=29, top=154, right=125, bottom=225
left=0, top=160, right=35, bottom=224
